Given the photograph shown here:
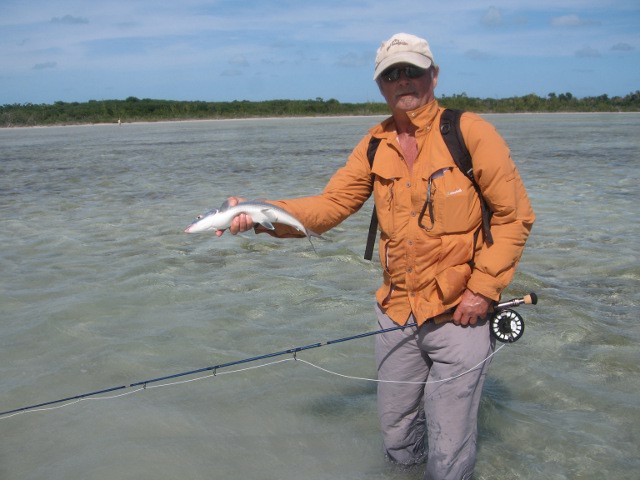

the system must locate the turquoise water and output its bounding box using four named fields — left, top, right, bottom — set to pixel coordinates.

left=1, top=114, right=638, bottom=479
